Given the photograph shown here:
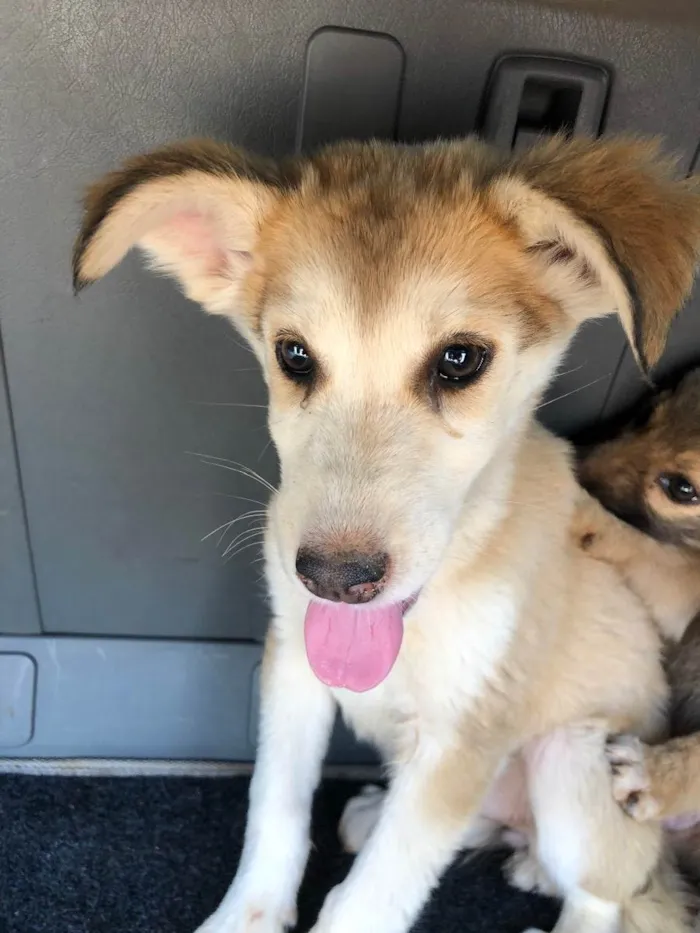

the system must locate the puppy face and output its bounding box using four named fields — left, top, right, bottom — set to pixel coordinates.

left=579, top=369, right=700, bottom=550
left=251, top=171, right=569, bottom=602
left=73, top=137, right=700, bottom=612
